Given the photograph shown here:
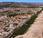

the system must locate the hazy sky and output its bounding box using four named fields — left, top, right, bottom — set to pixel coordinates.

left=0, top=0, right=43, bottom=2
